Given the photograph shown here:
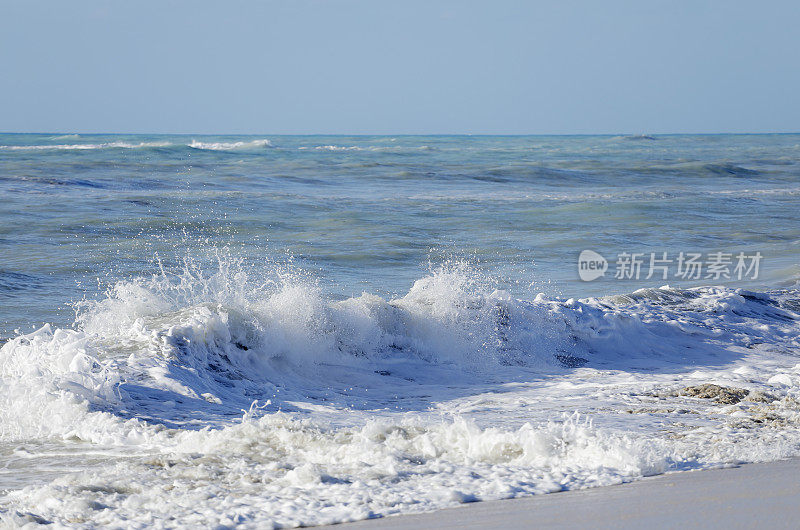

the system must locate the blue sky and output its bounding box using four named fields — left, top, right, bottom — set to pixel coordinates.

left=1, top=1, right=798, bottom=134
